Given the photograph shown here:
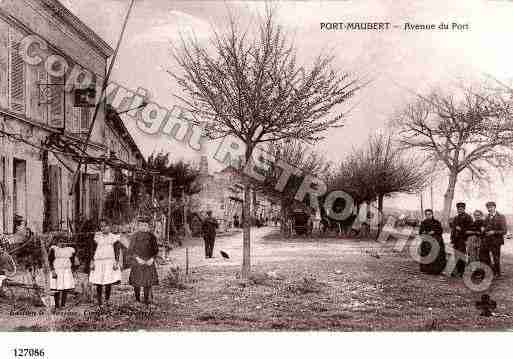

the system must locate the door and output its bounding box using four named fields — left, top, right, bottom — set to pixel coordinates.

left=48, top=165, right=62, bottom=231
